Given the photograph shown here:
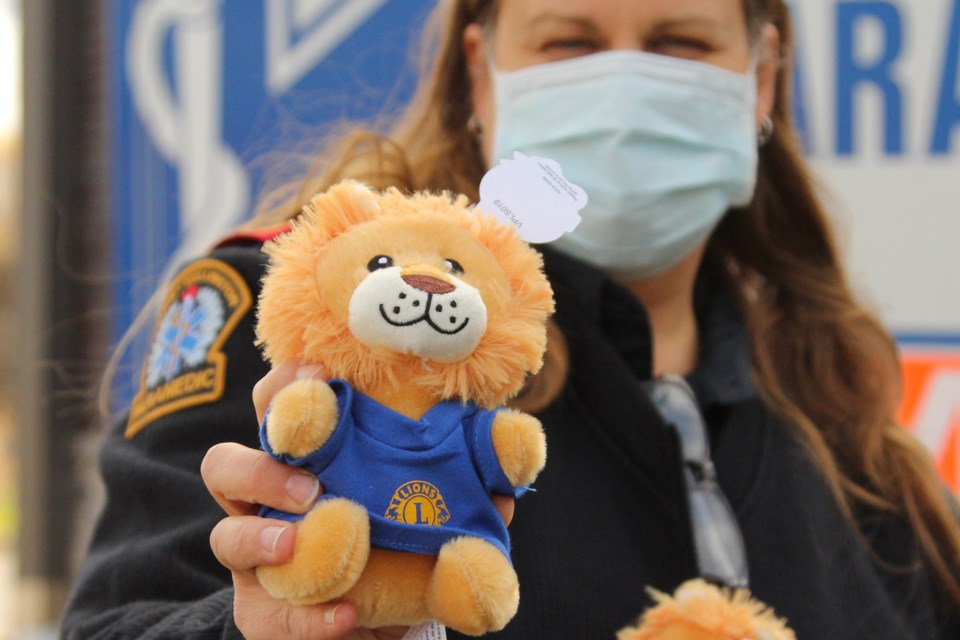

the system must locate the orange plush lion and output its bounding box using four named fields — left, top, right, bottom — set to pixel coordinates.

left=253, top=180, right=553, bottom=635
left=618, top=579, right=797, bottom=640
